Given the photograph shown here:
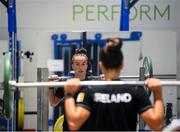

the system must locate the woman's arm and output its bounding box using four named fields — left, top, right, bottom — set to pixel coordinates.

left=65, top=96, right=90, bottom=130
left=48, top=75, right=62, bottom=107
left=64, top=78, right=91, bottom=130
left=140, top=78, right=164, bottom=131
left=48, top=89, right=61, bottom=107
